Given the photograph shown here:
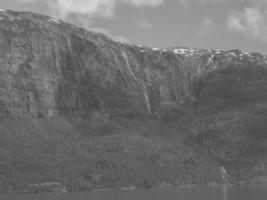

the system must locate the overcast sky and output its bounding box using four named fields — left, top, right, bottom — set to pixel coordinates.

left=1, top=0, right=267, bottom=53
